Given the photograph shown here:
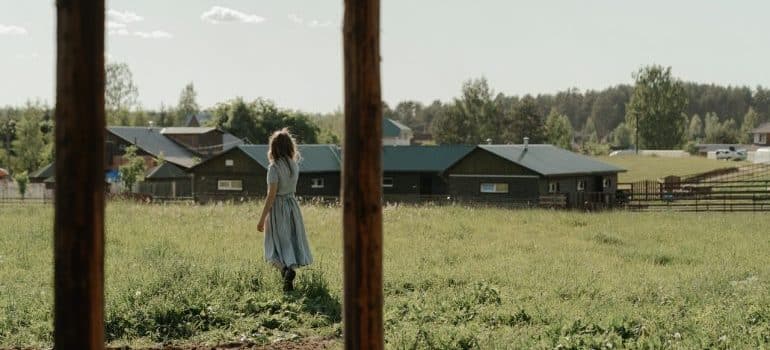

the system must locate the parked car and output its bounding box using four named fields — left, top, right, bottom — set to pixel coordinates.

left=715, top=146, right=747, bottom=161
